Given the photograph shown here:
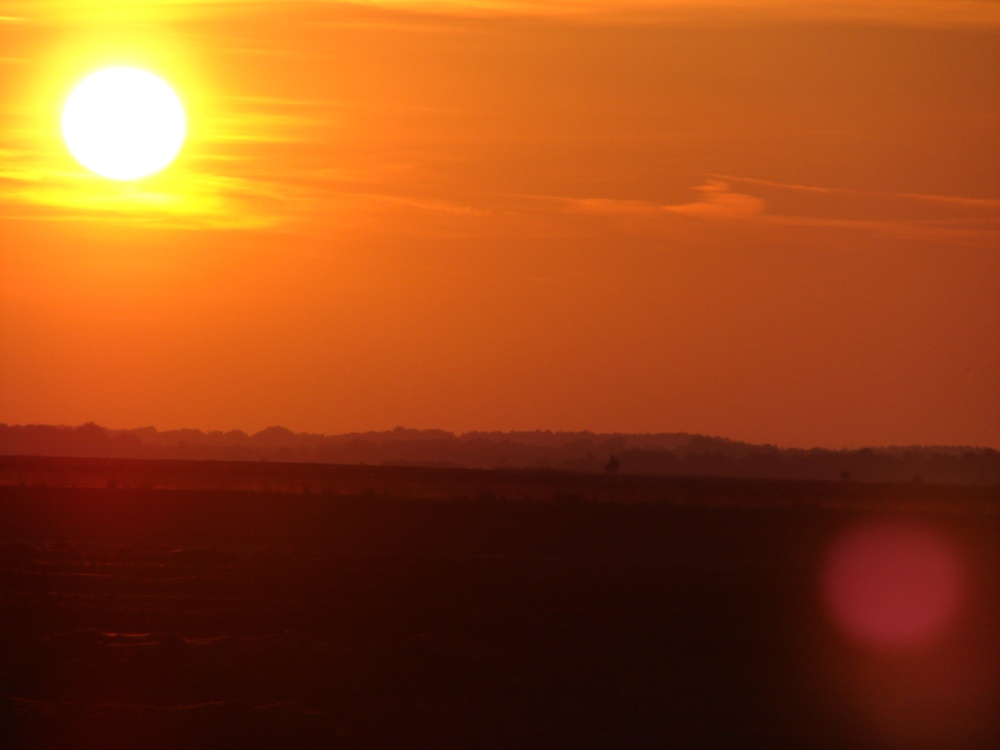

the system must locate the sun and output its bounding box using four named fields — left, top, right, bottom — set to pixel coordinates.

left=62, top=67, right=187, bottom=181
